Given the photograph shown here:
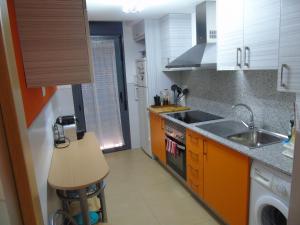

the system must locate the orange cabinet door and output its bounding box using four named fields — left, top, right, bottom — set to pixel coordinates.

left=203, top=140, right=250, bottom=225
left=149, top=112, right=166, bottom=164
left=186, top=129, right=204, bottom=197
